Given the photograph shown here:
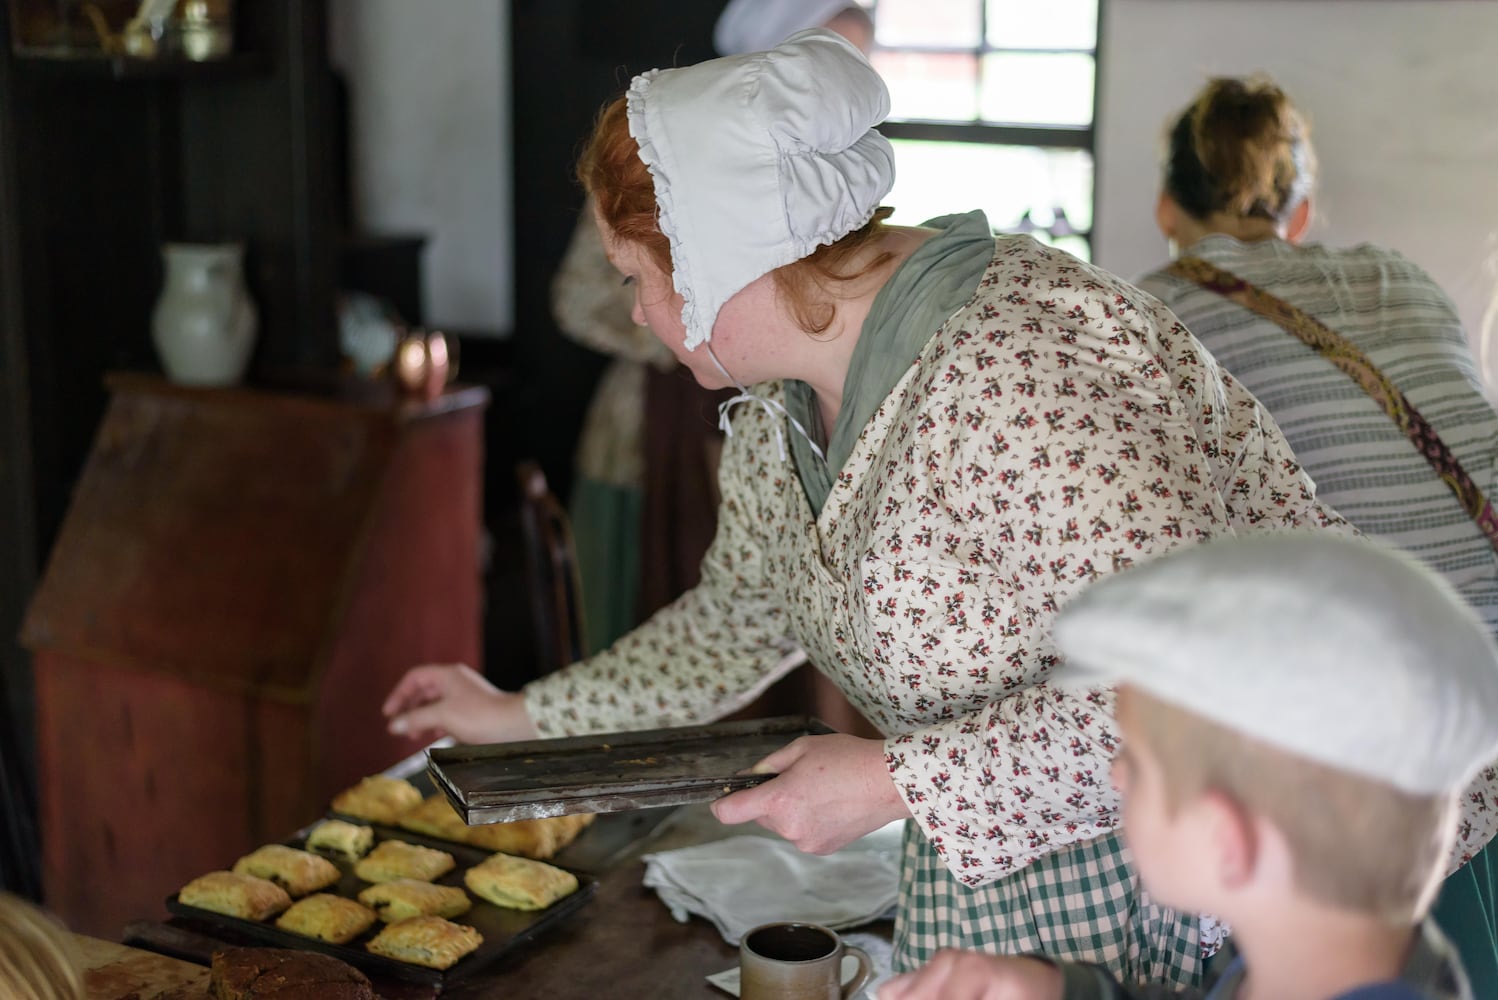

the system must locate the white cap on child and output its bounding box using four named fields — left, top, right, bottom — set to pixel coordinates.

left=1052, top=533, right=1498, bottom=796
left=625, top=29, right=894, bottom=352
